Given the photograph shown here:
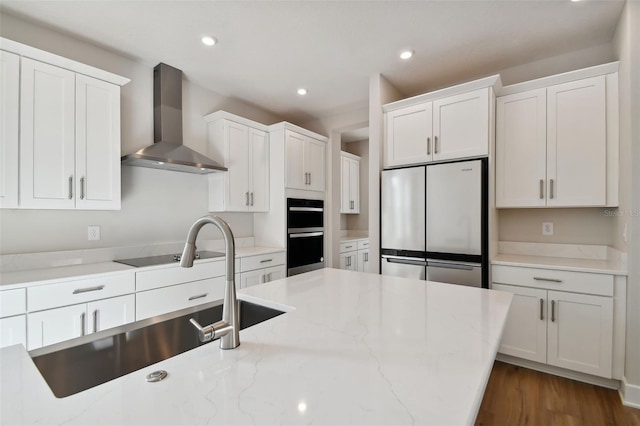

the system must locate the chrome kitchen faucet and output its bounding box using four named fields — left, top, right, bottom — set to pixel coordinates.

left=181, top=215, right=240, bottom=350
